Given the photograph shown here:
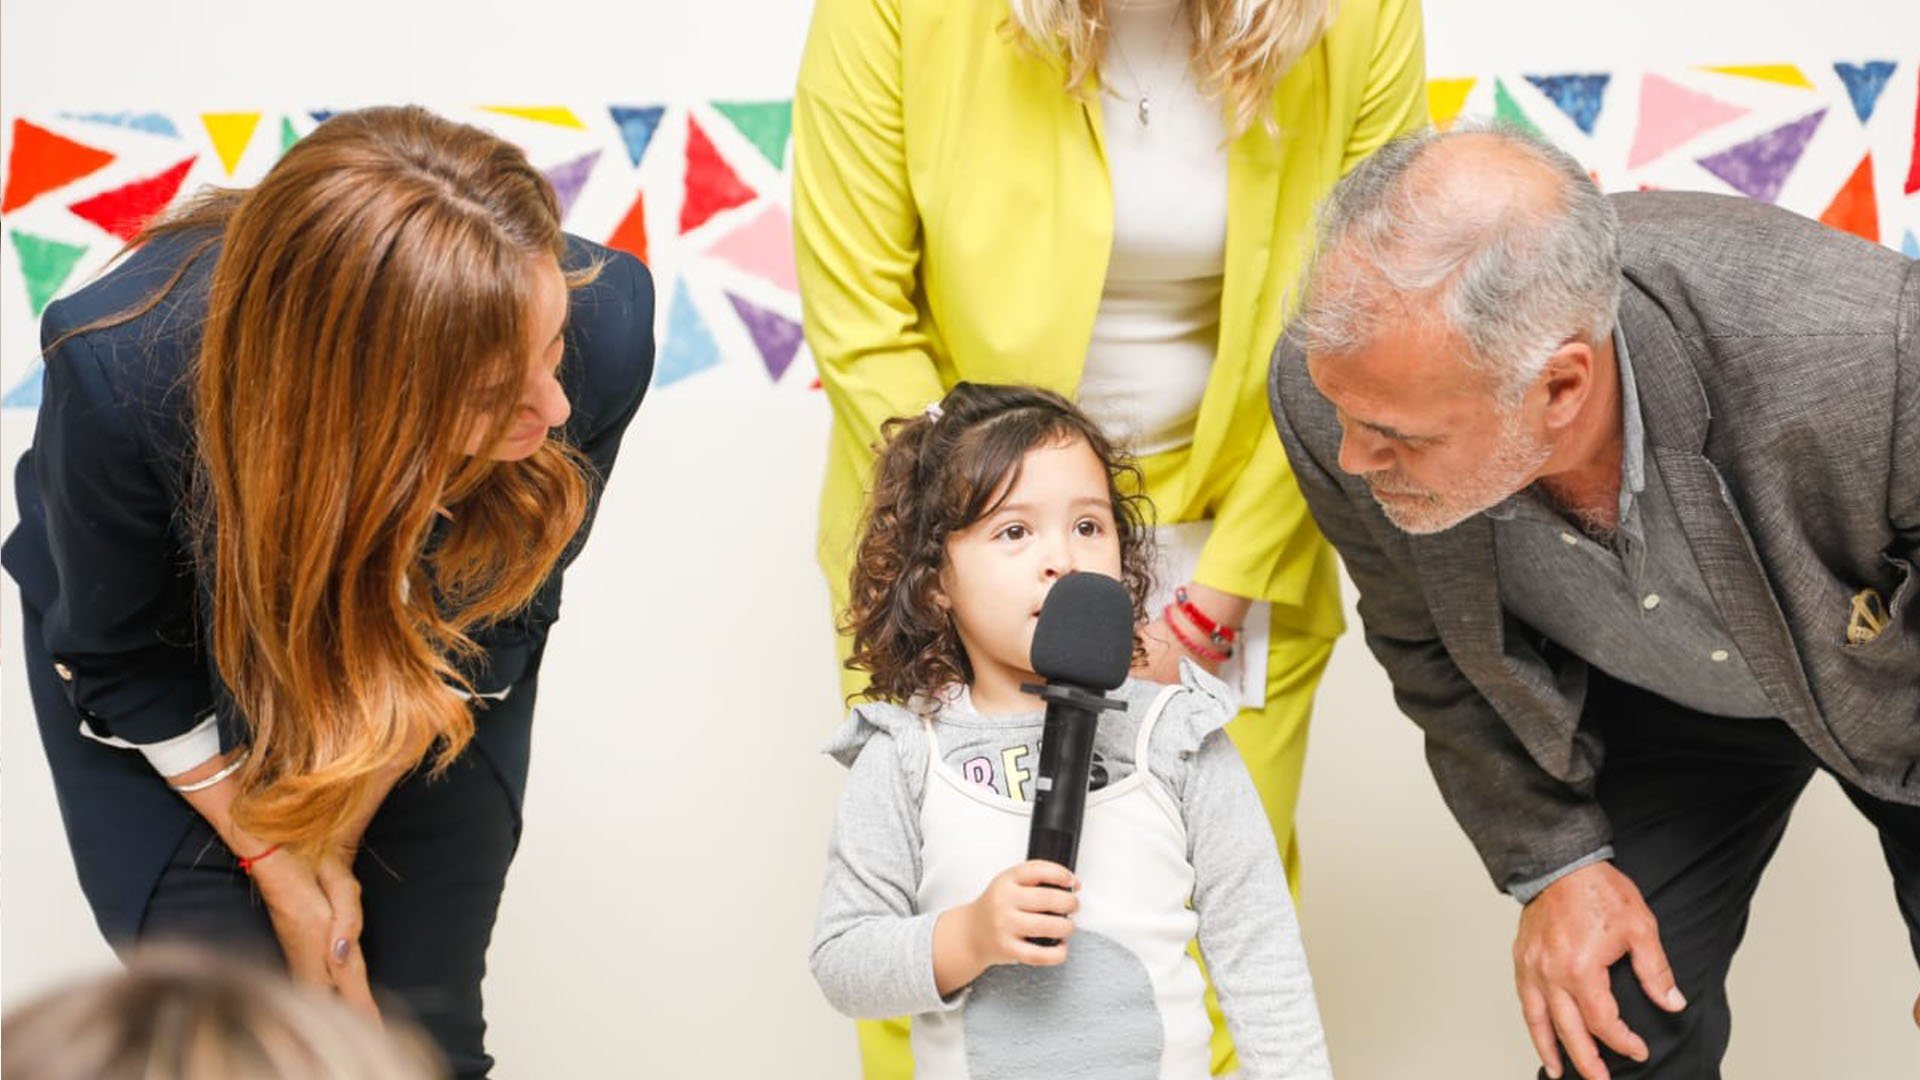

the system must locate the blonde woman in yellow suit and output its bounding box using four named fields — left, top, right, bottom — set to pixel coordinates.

left=796, top=0, right=1425, bottom=1073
